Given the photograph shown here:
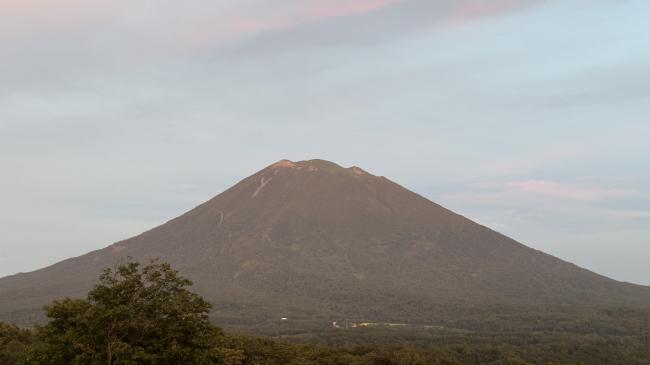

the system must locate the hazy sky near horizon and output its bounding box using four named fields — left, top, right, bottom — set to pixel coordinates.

left=1, top=0, right=649, bottom=284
